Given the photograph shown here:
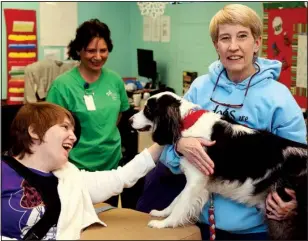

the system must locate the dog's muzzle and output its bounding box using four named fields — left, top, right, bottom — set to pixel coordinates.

left=136, top=125, right=151, bottom=132
left=128, top=116, right=151, bottom=132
